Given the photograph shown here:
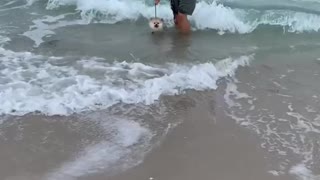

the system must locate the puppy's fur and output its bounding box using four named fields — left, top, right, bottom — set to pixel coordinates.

left=149, top=18, right=164, bottom=33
